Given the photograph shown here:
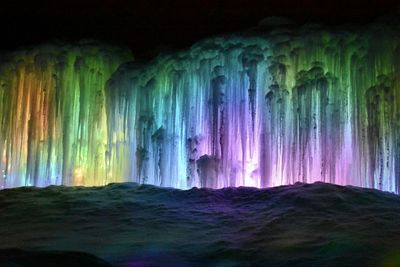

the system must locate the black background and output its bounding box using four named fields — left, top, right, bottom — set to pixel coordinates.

left=0, top=0, right=398, bottom=60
